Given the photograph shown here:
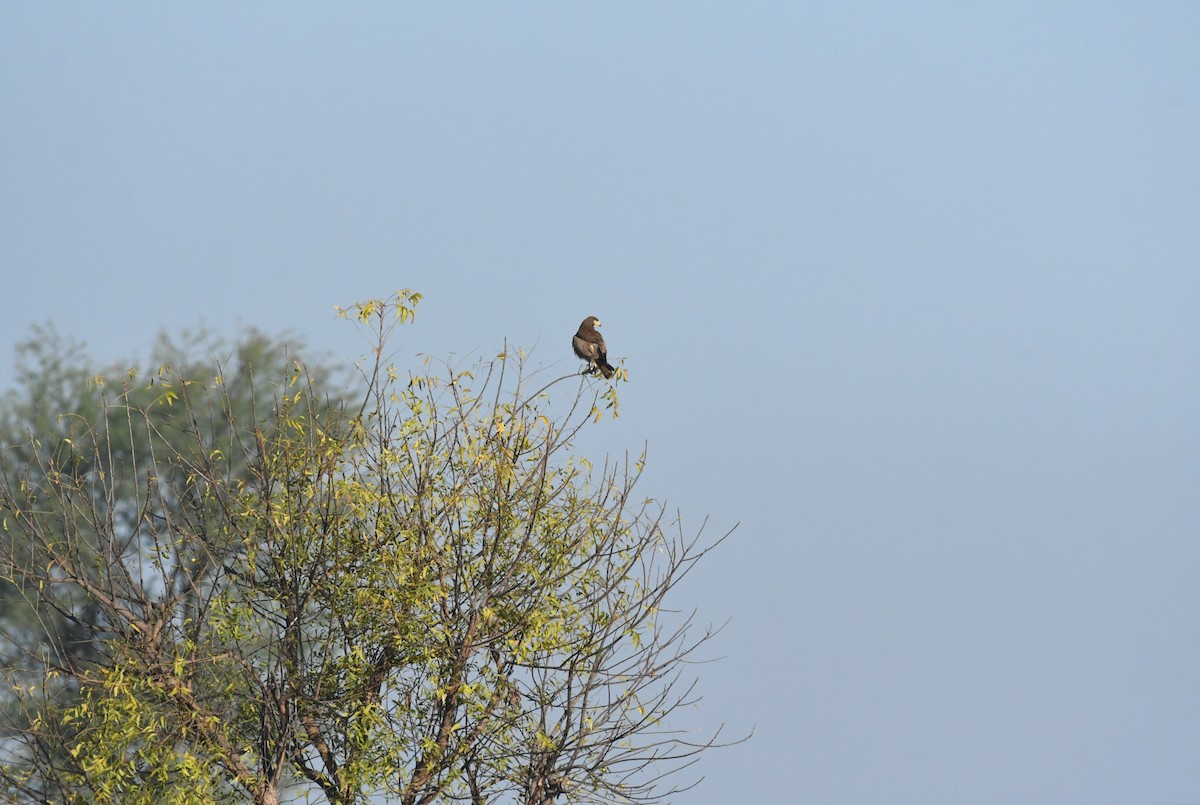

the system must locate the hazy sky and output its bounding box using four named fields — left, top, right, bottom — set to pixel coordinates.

left=3, top=4, right=1198, bottom=803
